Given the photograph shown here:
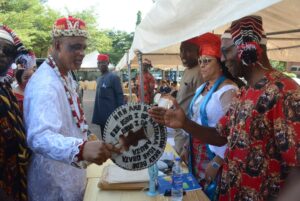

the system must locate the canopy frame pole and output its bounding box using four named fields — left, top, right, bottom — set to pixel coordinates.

left=176, top=65, right=179, bottom=81
left=137, top=51, right=144, bottom=103
left=269, top=45, right=300, bottom=51
left=126, top=51, right=132, bottom=101
left=267, top=29, right=300, bottom=36
left=267, top=37, right=300, bottom=41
